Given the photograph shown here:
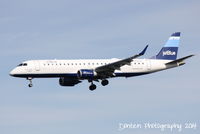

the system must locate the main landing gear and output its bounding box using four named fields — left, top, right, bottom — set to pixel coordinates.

left=101, top=79, right=109, bottom=86
left=27, top=77, right=33, bottom=87
left=89, top=83, right=96, bottom=91
left=88, top=79, right=109, bottom=91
